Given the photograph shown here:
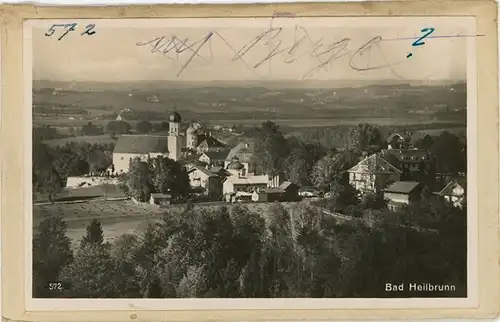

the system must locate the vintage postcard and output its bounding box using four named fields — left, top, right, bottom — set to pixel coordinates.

left=1, top=2, right=499, bottom=321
